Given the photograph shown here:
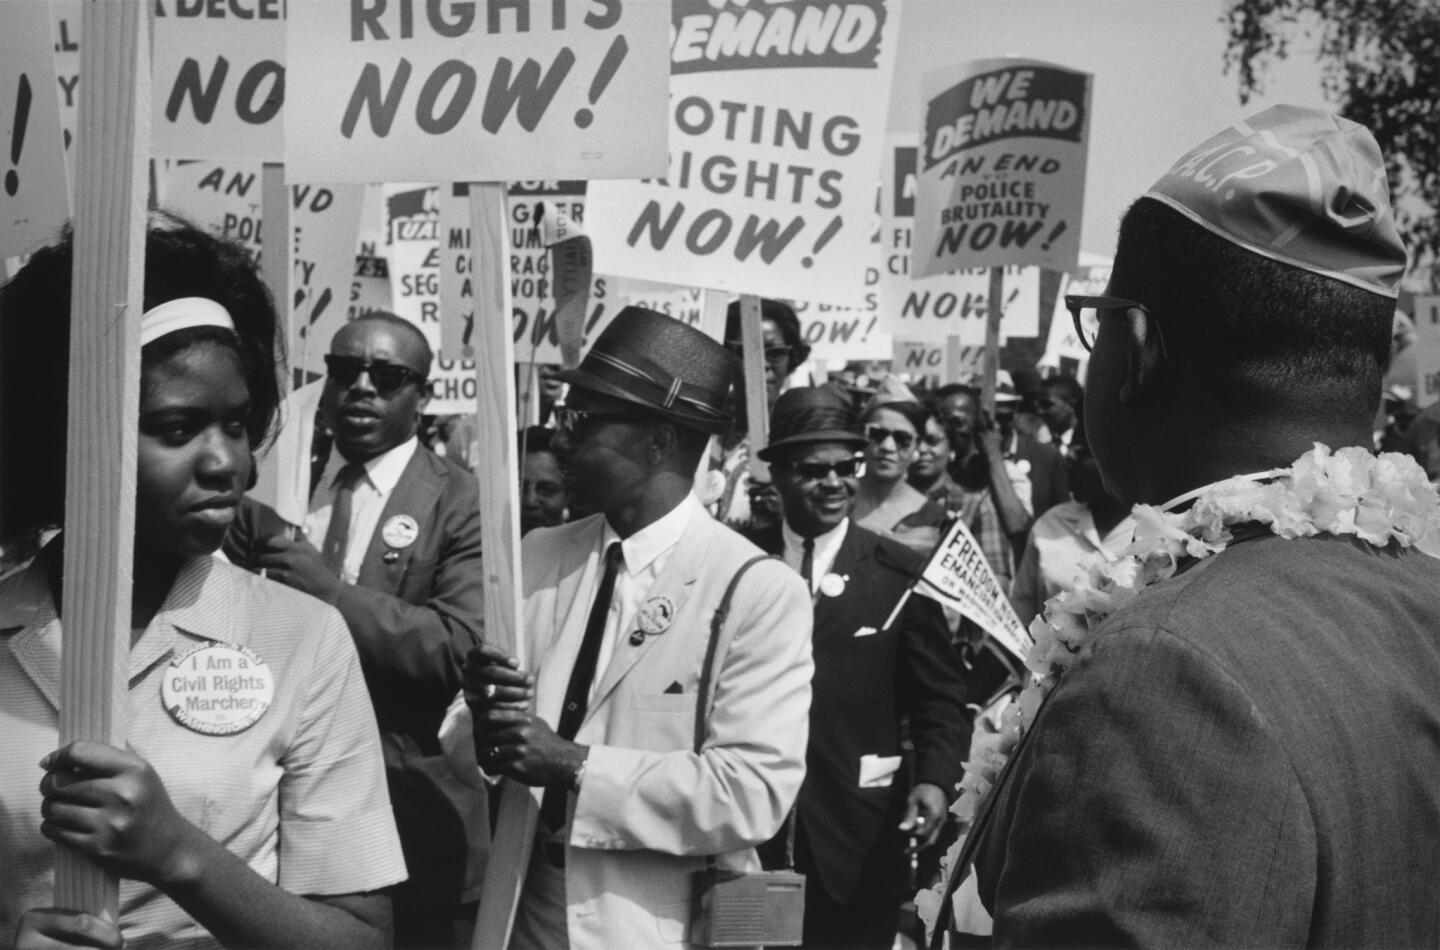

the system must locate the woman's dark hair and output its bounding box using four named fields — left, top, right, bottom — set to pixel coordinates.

left=0, top=210, right=282, bottom=551
left=724, top=298, right=812, bottom=372
left=519, top=424, right=557, bottom=458
left=861, top=400, right=928, bottom=434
